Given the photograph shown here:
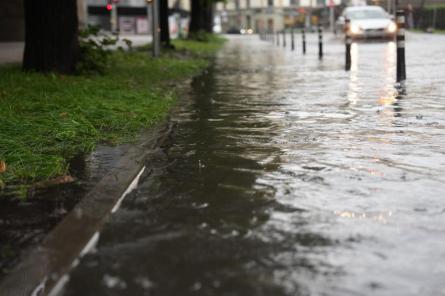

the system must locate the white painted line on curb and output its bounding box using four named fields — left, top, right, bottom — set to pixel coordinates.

left=46, top=166, right=146, bottom=296
left=112, top=166, right=146, bottom=213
